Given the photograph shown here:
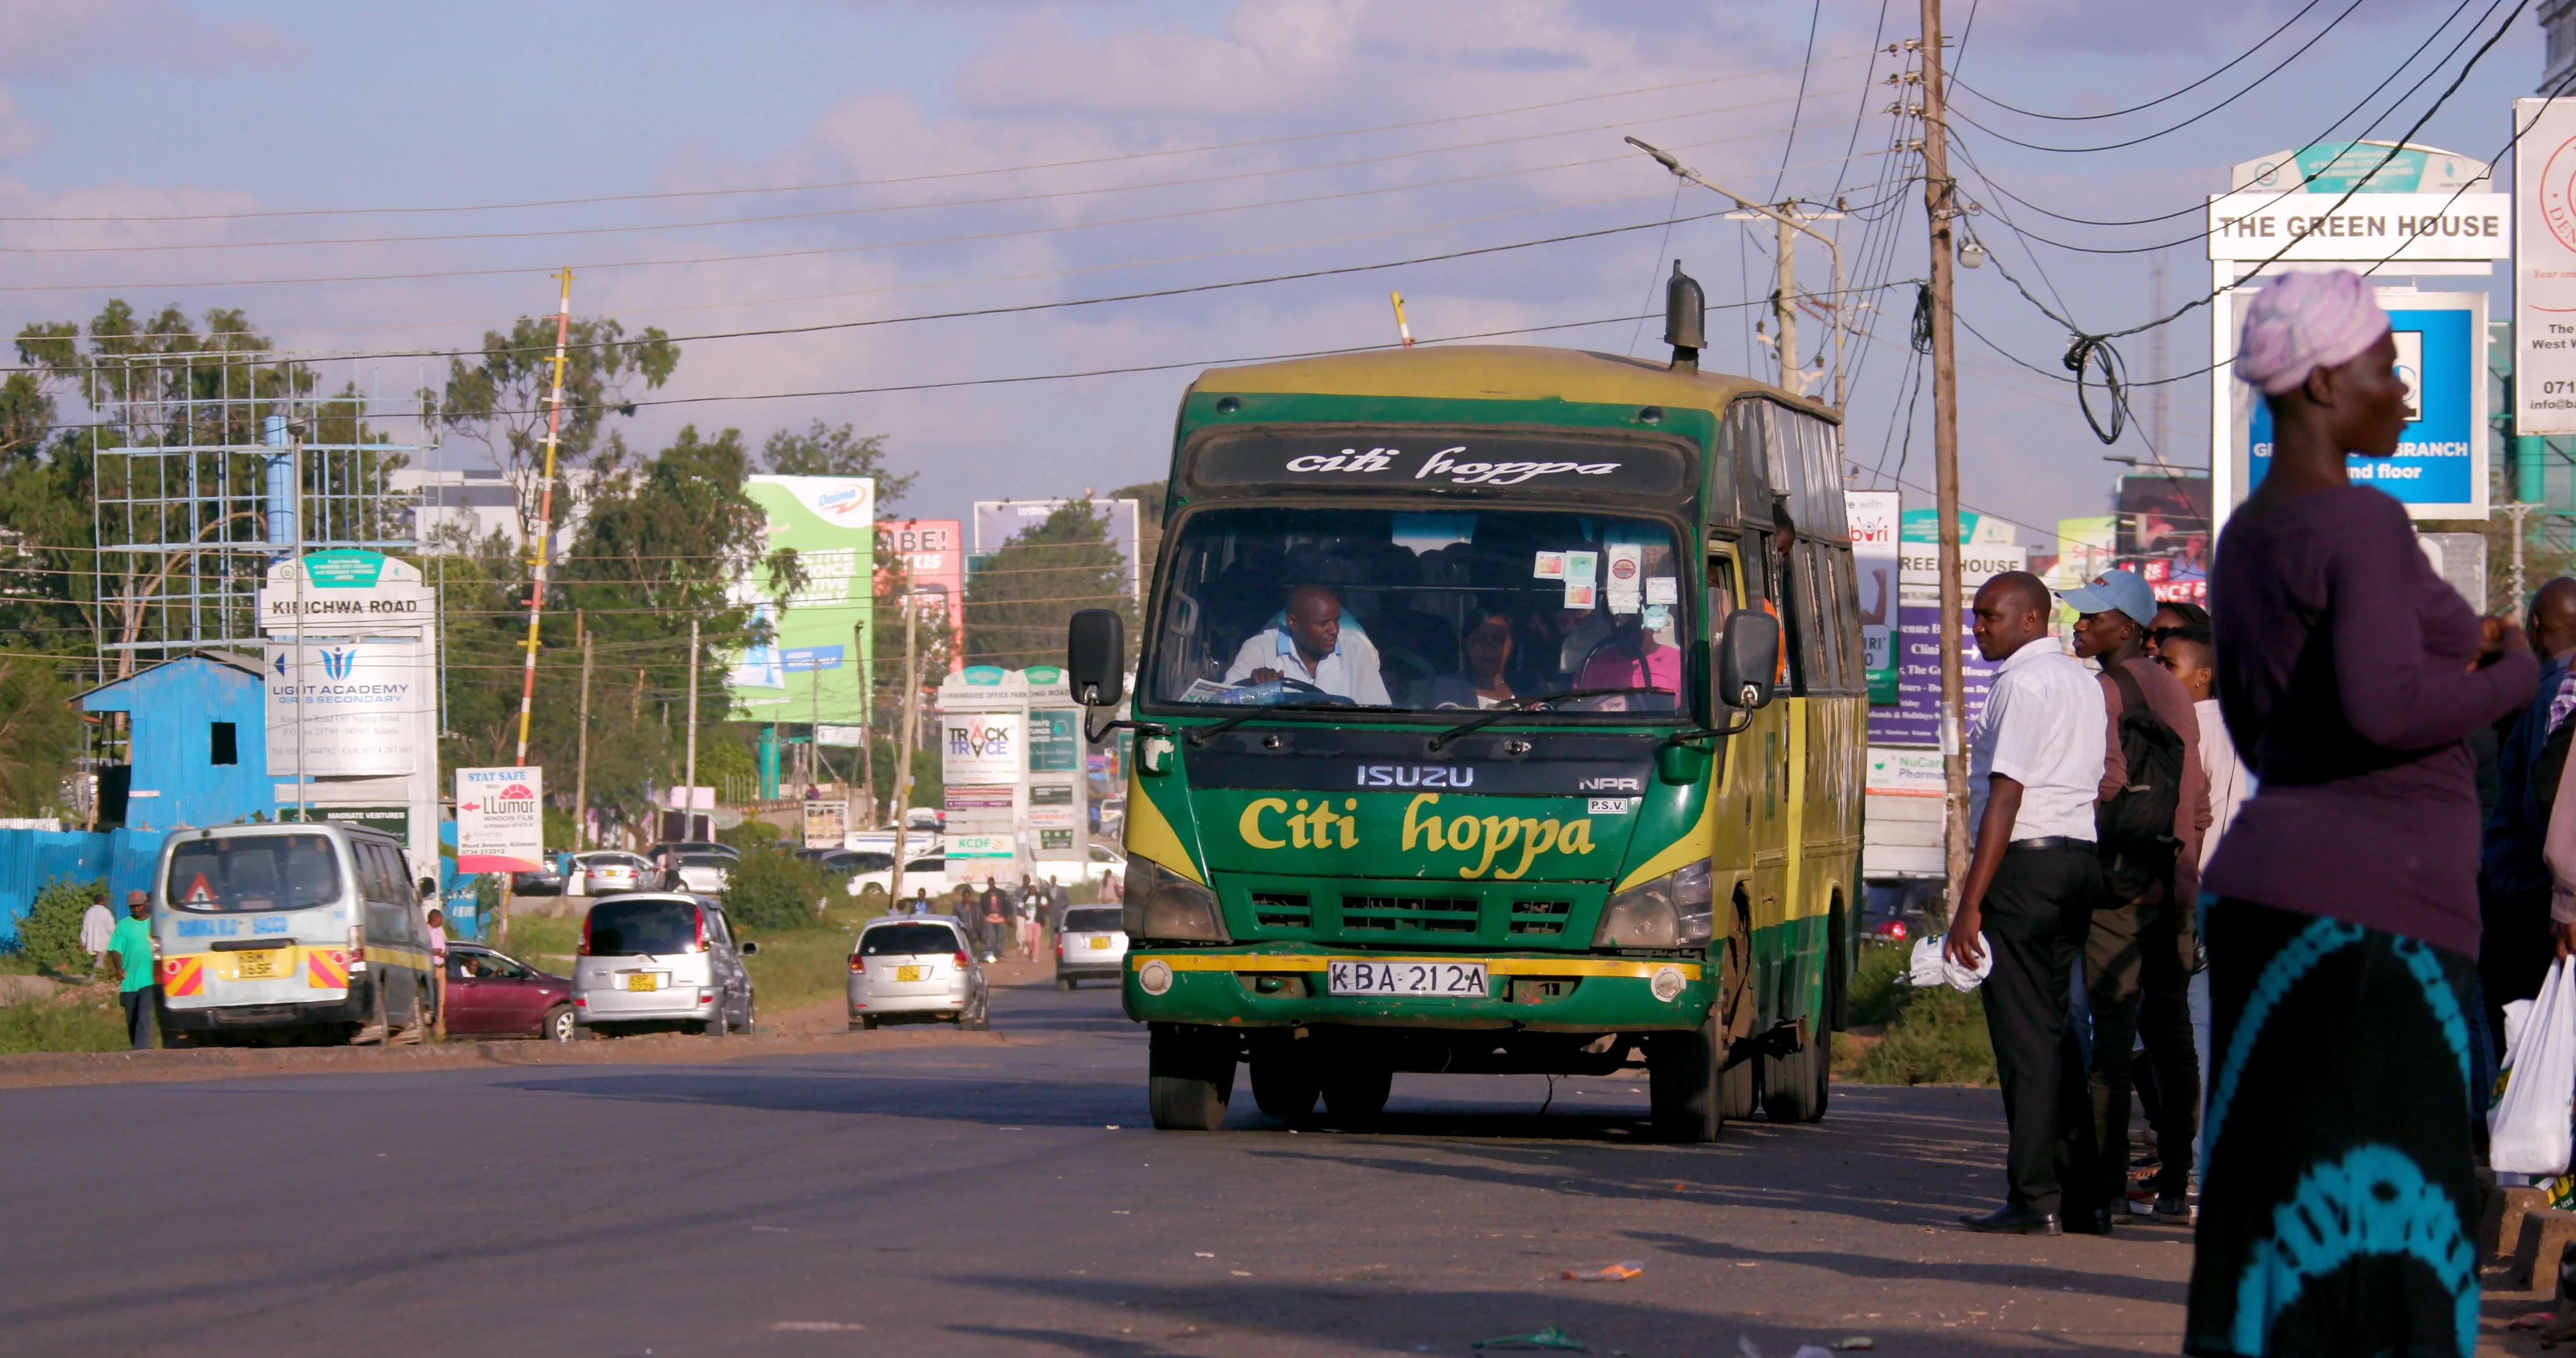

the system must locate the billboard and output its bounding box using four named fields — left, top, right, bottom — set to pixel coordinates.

left=2241, top=293, right=2486, bottom=517
left=455, top=766, right=544, bottom=873
left=878, top=517, right=965, bottom=675
left=941, top=712, right=1023, bottom=785
left=1846, top=490, right=1899, bottom=705
left=2517, top=101, right=2576, bottom=434
left=729, top=477, right=874, bottom=720
left=974, top=499, right=1144, bottom=597
left=1865, top=605, right=2003, bottom=747
left=264, top=639, right=429, bottom=777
